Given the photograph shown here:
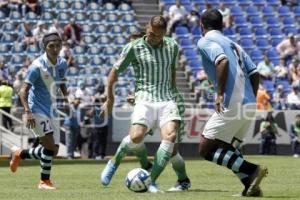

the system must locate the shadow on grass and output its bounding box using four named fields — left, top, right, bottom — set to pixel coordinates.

left=181, top=188, right=229, bottom=193
left=262, top=196, right=298, bottom=199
